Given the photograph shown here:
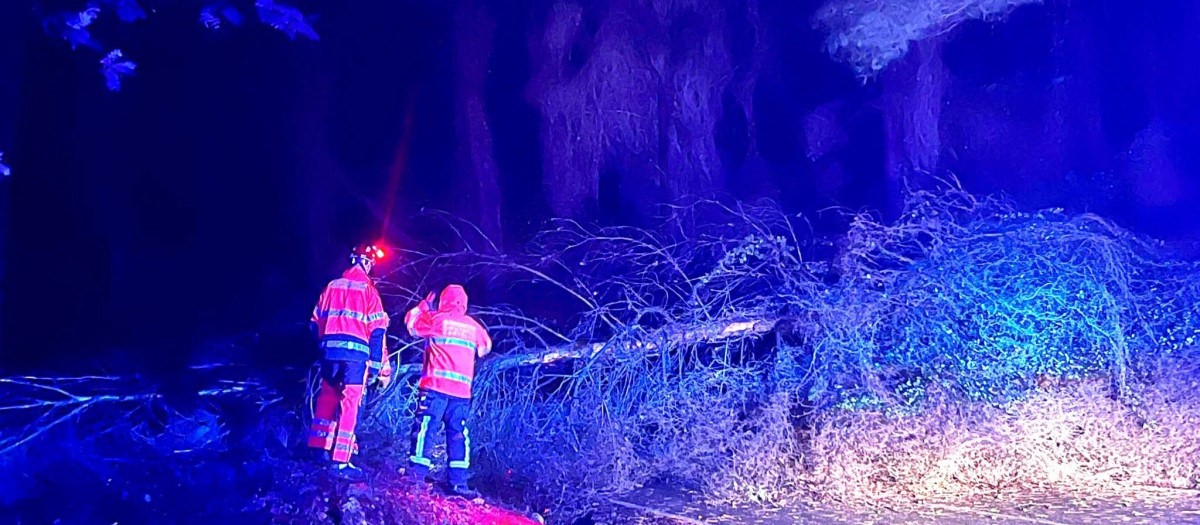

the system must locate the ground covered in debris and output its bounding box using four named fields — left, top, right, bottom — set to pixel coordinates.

left=257, top=455, right=543, bottom=525
left=0, top=365, right=546, bottom=525
left=2, top=430, right=546, bottom=524
left=599, top=484, right=1200, bottom=524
